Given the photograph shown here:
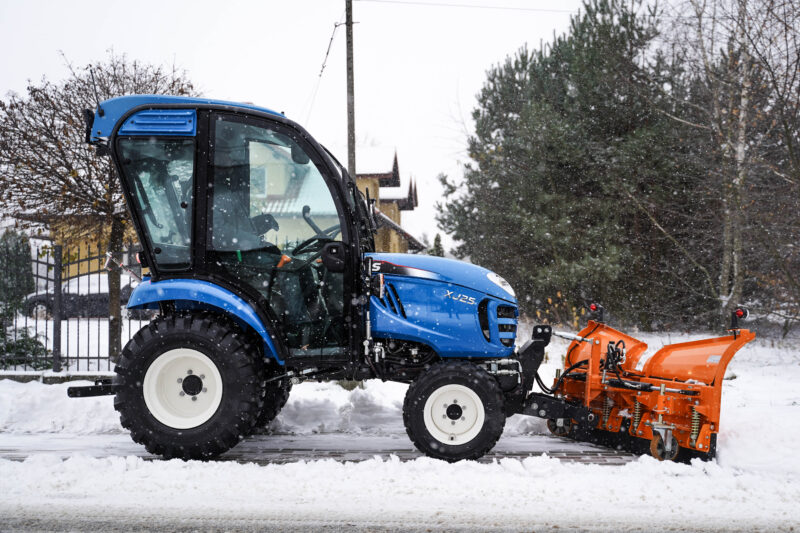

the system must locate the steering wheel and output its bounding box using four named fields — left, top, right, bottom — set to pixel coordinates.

left=292, top=234, right=332, bottom=257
